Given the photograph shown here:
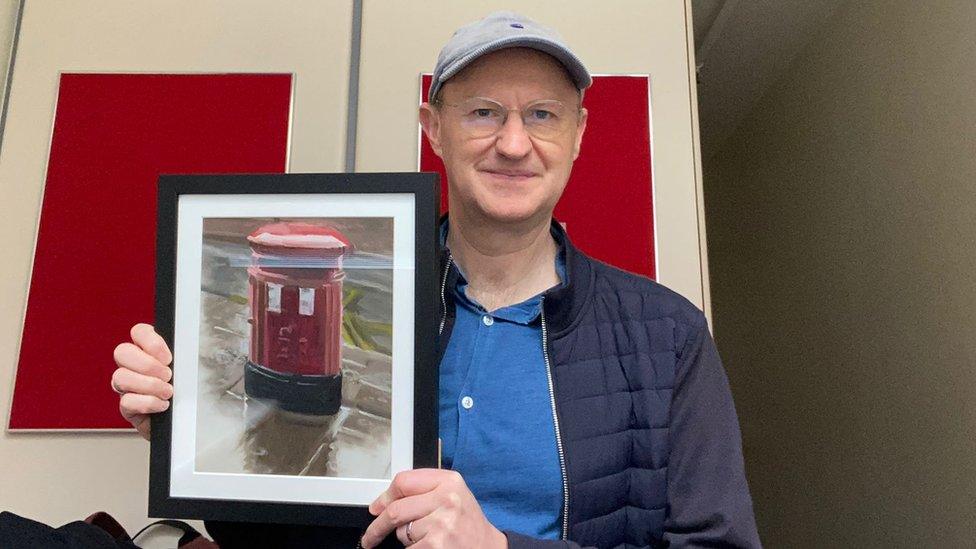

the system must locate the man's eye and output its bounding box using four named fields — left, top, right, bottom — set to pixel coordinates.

left=529, top=109, right=554, bottom=121
left=473, top=108, right=495, bottom=118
